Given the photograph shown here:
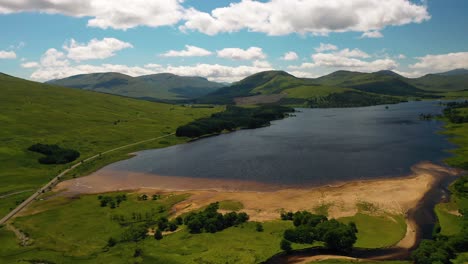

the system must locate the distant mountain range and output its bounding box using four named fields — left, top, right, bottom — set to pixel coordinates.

left=197, top=68, right=468, bottom=106
left=45, top=68, right=468, bottom=105
left=47, top=72, right=225, bottom=102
